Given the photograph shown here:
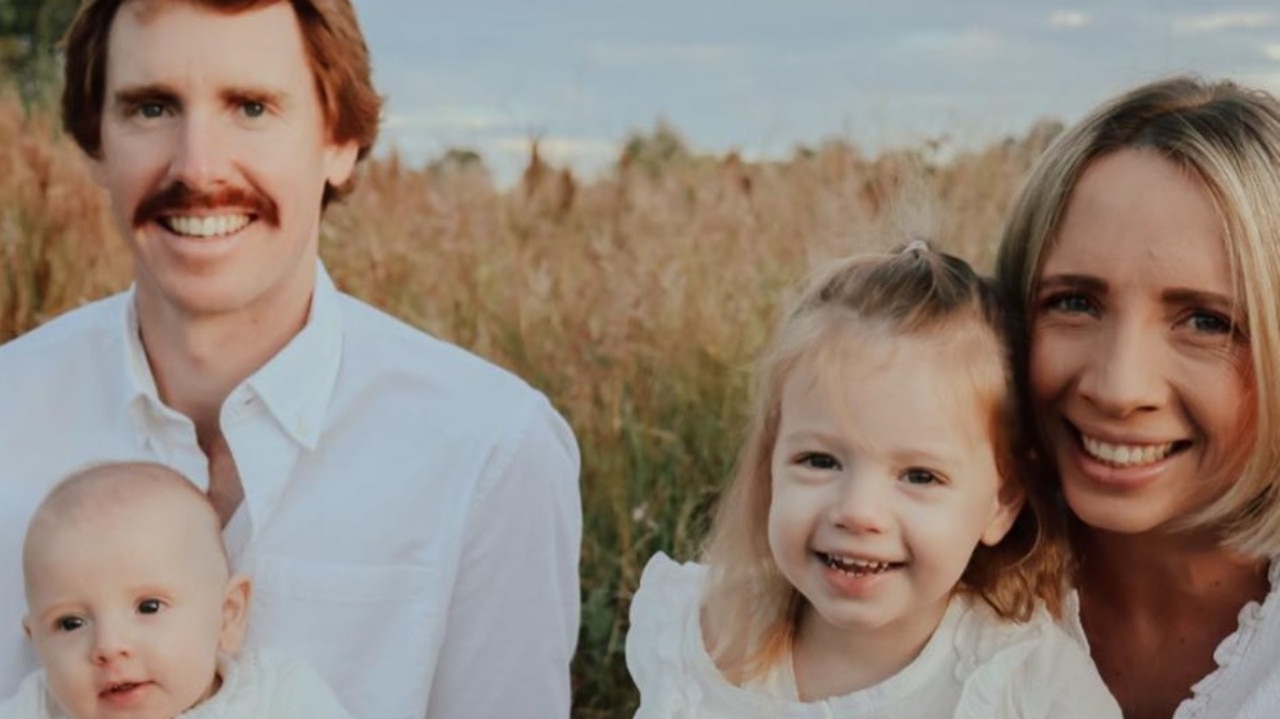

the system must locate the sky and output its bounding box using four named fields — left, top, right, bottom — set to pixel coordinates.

left=356, top=2, right=1280, bottom=185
